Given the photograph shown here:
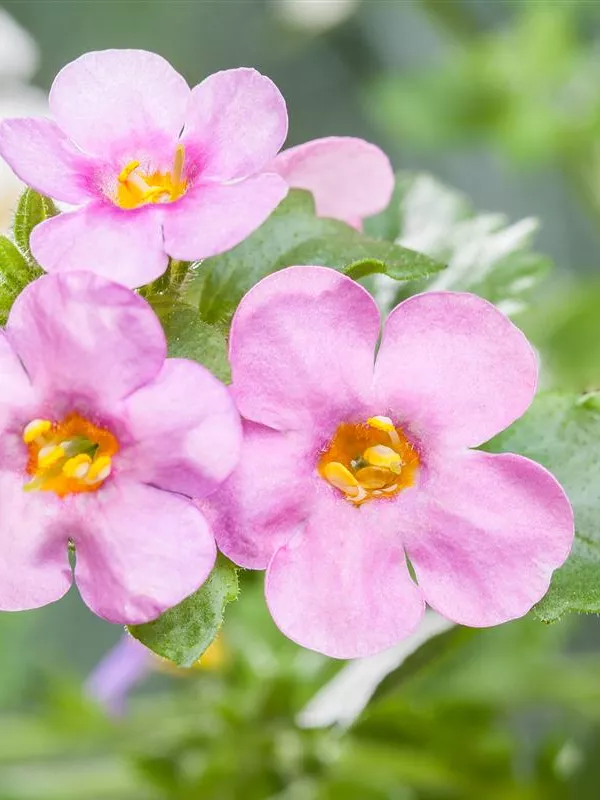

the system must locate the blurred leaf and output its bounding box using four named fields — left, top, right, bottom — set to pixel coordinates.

left=370, top=626, right=477, bottom=705
left=520, top=279, right=600, bottom=391
left=486, top=392, right=600, bottom=621
left=372, top=173, right=551, bottom=314
left=368, top=4, right=594, bottom=165
left=185, top=190, right=443, bottom=324
left=160, top=302, right=230, bottom=383
left=129, top=557, right=239, bottom=668
left=13, top=188, right=58, bottom=270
